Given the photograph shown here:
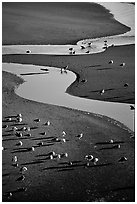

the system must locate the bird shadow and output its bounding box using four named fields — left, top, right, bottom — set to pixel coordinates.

left=86, top=65, right=101, bottom=68
left=58, top=160, right=82, bottom=165
left=11, top=123, right=28, bottom=127
left=2, top=134, right=12, bottom=137
left=30, top=127, right=39, bottom=130
left=57, top=168, right=74, bottom=172
left=4, top=115, right=17, bottom=119
left=43, top=162, right=112, bottom=171
left=97, top=68, right=112, bottom=71
left=111, top=186, right=134, bottom=192
left=95, top=141, right=124, bottom=145
left=21, top=158, right=48, bottom=165
left=99, top=146, right=121, bottom=150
